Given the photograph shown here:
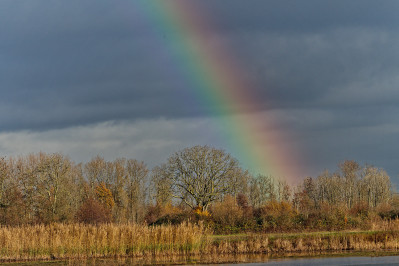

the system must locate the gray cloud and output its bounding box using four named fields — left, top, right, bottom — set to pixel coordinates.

left=0, top=0, right=399, bottom=181
left=206, top=0, right=399, bottom=33
left=0, top=118, right=224, bottom=167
